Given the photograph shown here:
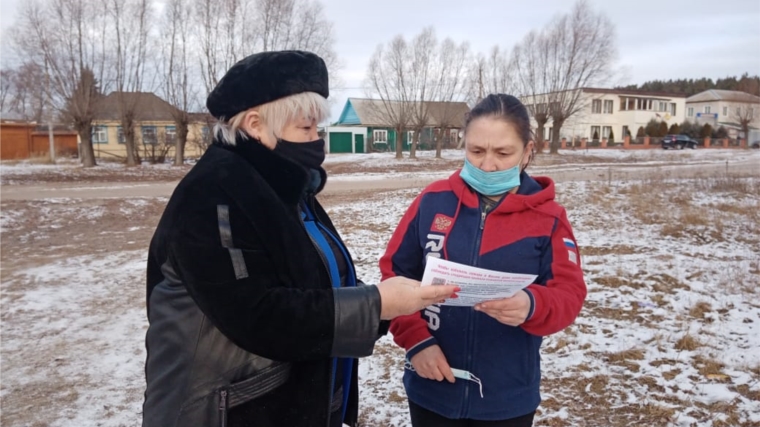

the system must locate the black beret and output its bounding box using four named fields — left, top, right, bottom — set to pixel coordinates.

left=206, top=50, right=329, bottom=120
